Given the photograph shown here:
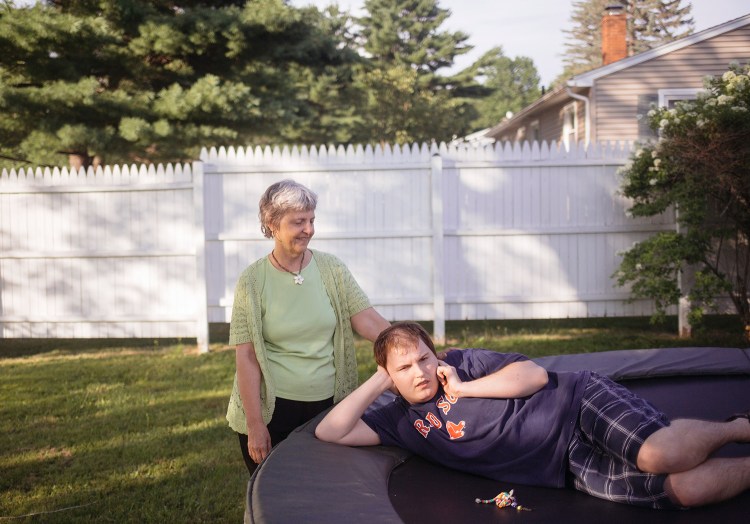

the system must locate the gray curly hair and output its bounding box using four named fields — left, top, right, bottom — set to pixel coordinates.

left=258, top=179, right=318, bottom=238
